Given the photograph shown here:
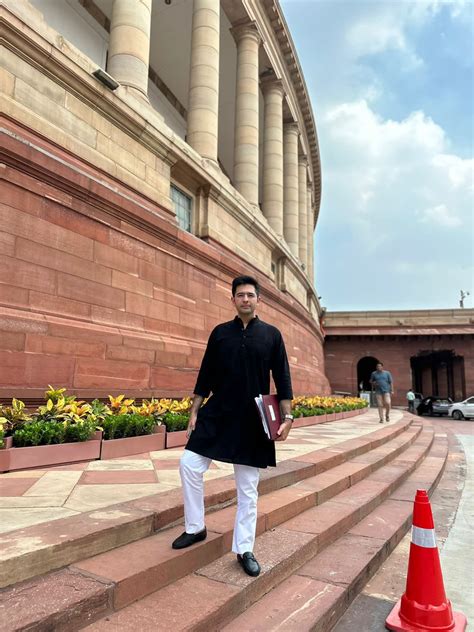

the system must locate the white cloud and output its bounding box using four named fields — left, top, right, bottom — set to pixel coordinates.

left=347, top=14, right=424, bottom=70
left=418, top=203, right=463, bottom=227
left=318, top=98, right=472, bottom=257
left=432, top=154, right=474, bottom=189
left=325, top=102, right=446, bottom=158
